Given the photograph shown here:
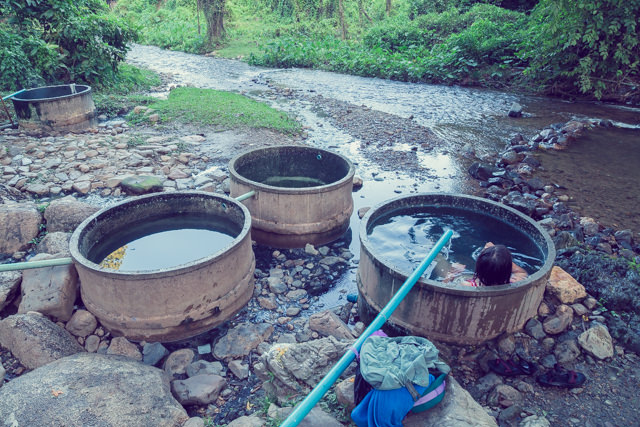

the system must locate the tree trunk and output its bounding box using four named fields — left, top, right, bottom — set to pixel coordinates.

left=199, top=0, right=225, bottom=47
left=338, top=0, right=348, bottom=39
left=386, top=0, right=392, bottom=15
left=358, top=0, right=372, bottom=24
